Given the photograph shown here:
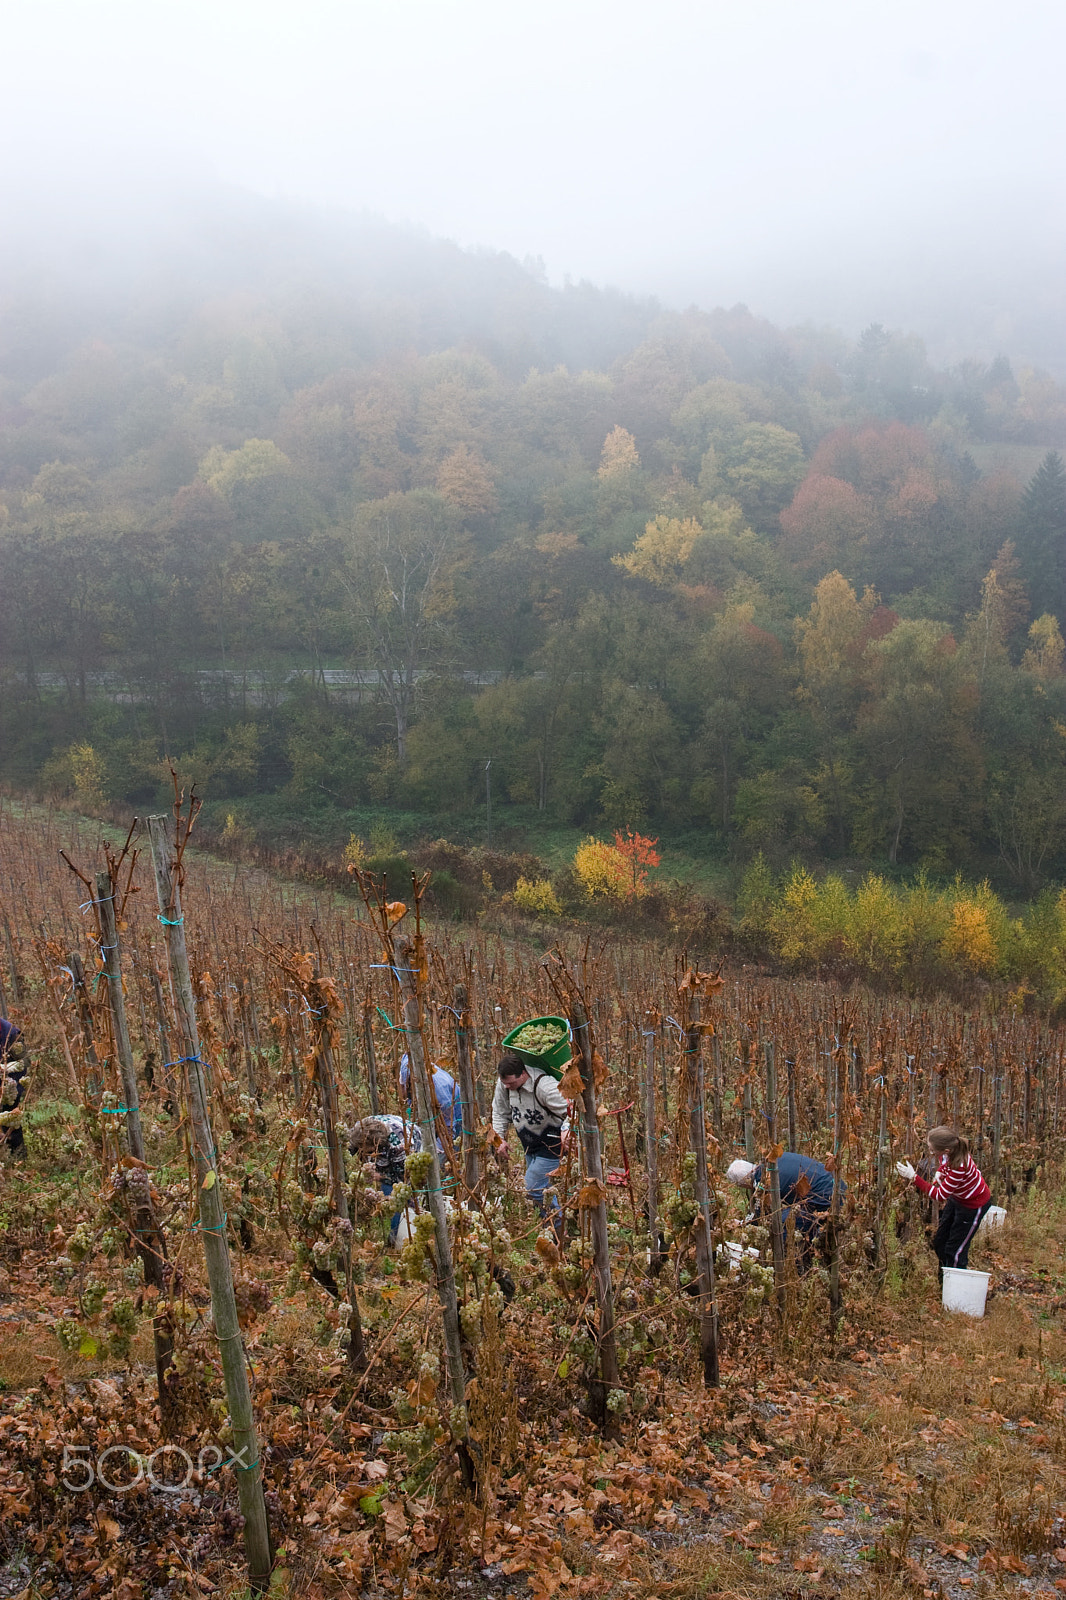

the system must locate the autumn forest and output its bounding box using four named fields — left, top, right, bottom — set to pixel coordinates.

left=5, top=194, right=1066, bottom=1600
left=1, top=201, right=1065, bottom=891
